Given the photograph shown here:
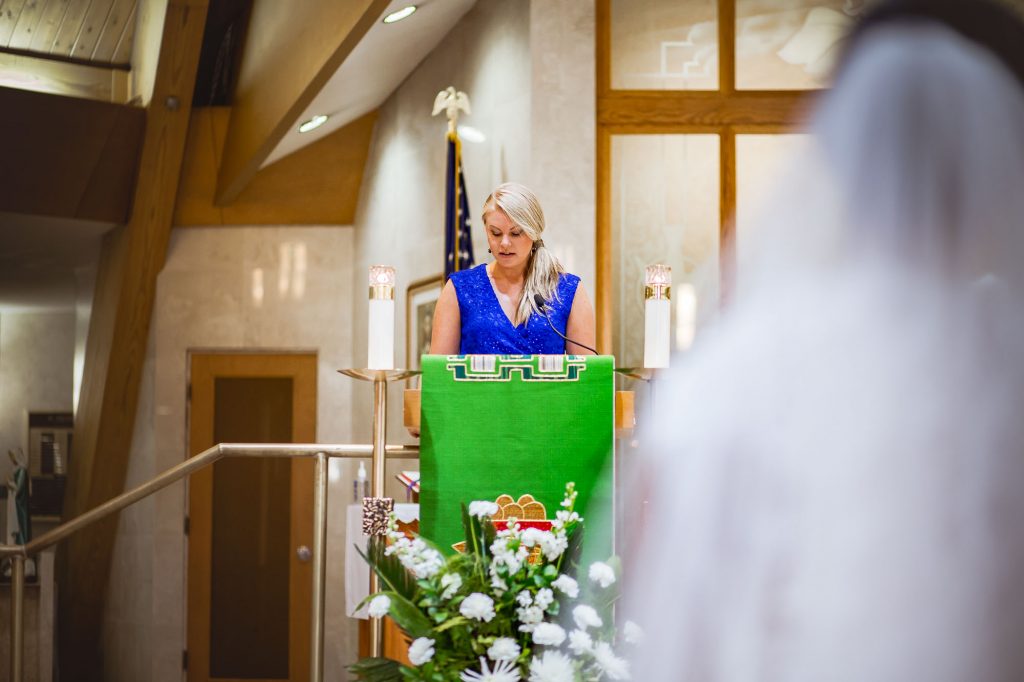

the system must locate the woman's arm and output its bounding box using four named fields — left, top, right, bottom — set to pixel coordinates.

left=429, top=280, right=462, bottom=354
left=565, top=283, right=597, bottom=355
